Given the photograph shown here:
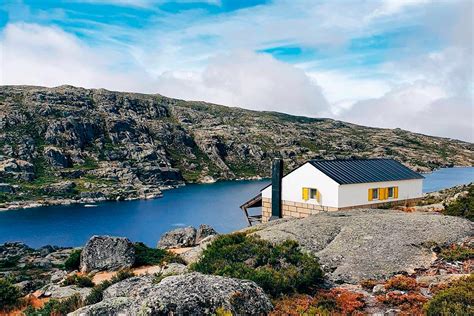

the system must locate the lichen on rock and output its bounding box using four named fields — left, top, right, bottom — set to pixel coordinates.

left=80, top=235, right=135, bottom=272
